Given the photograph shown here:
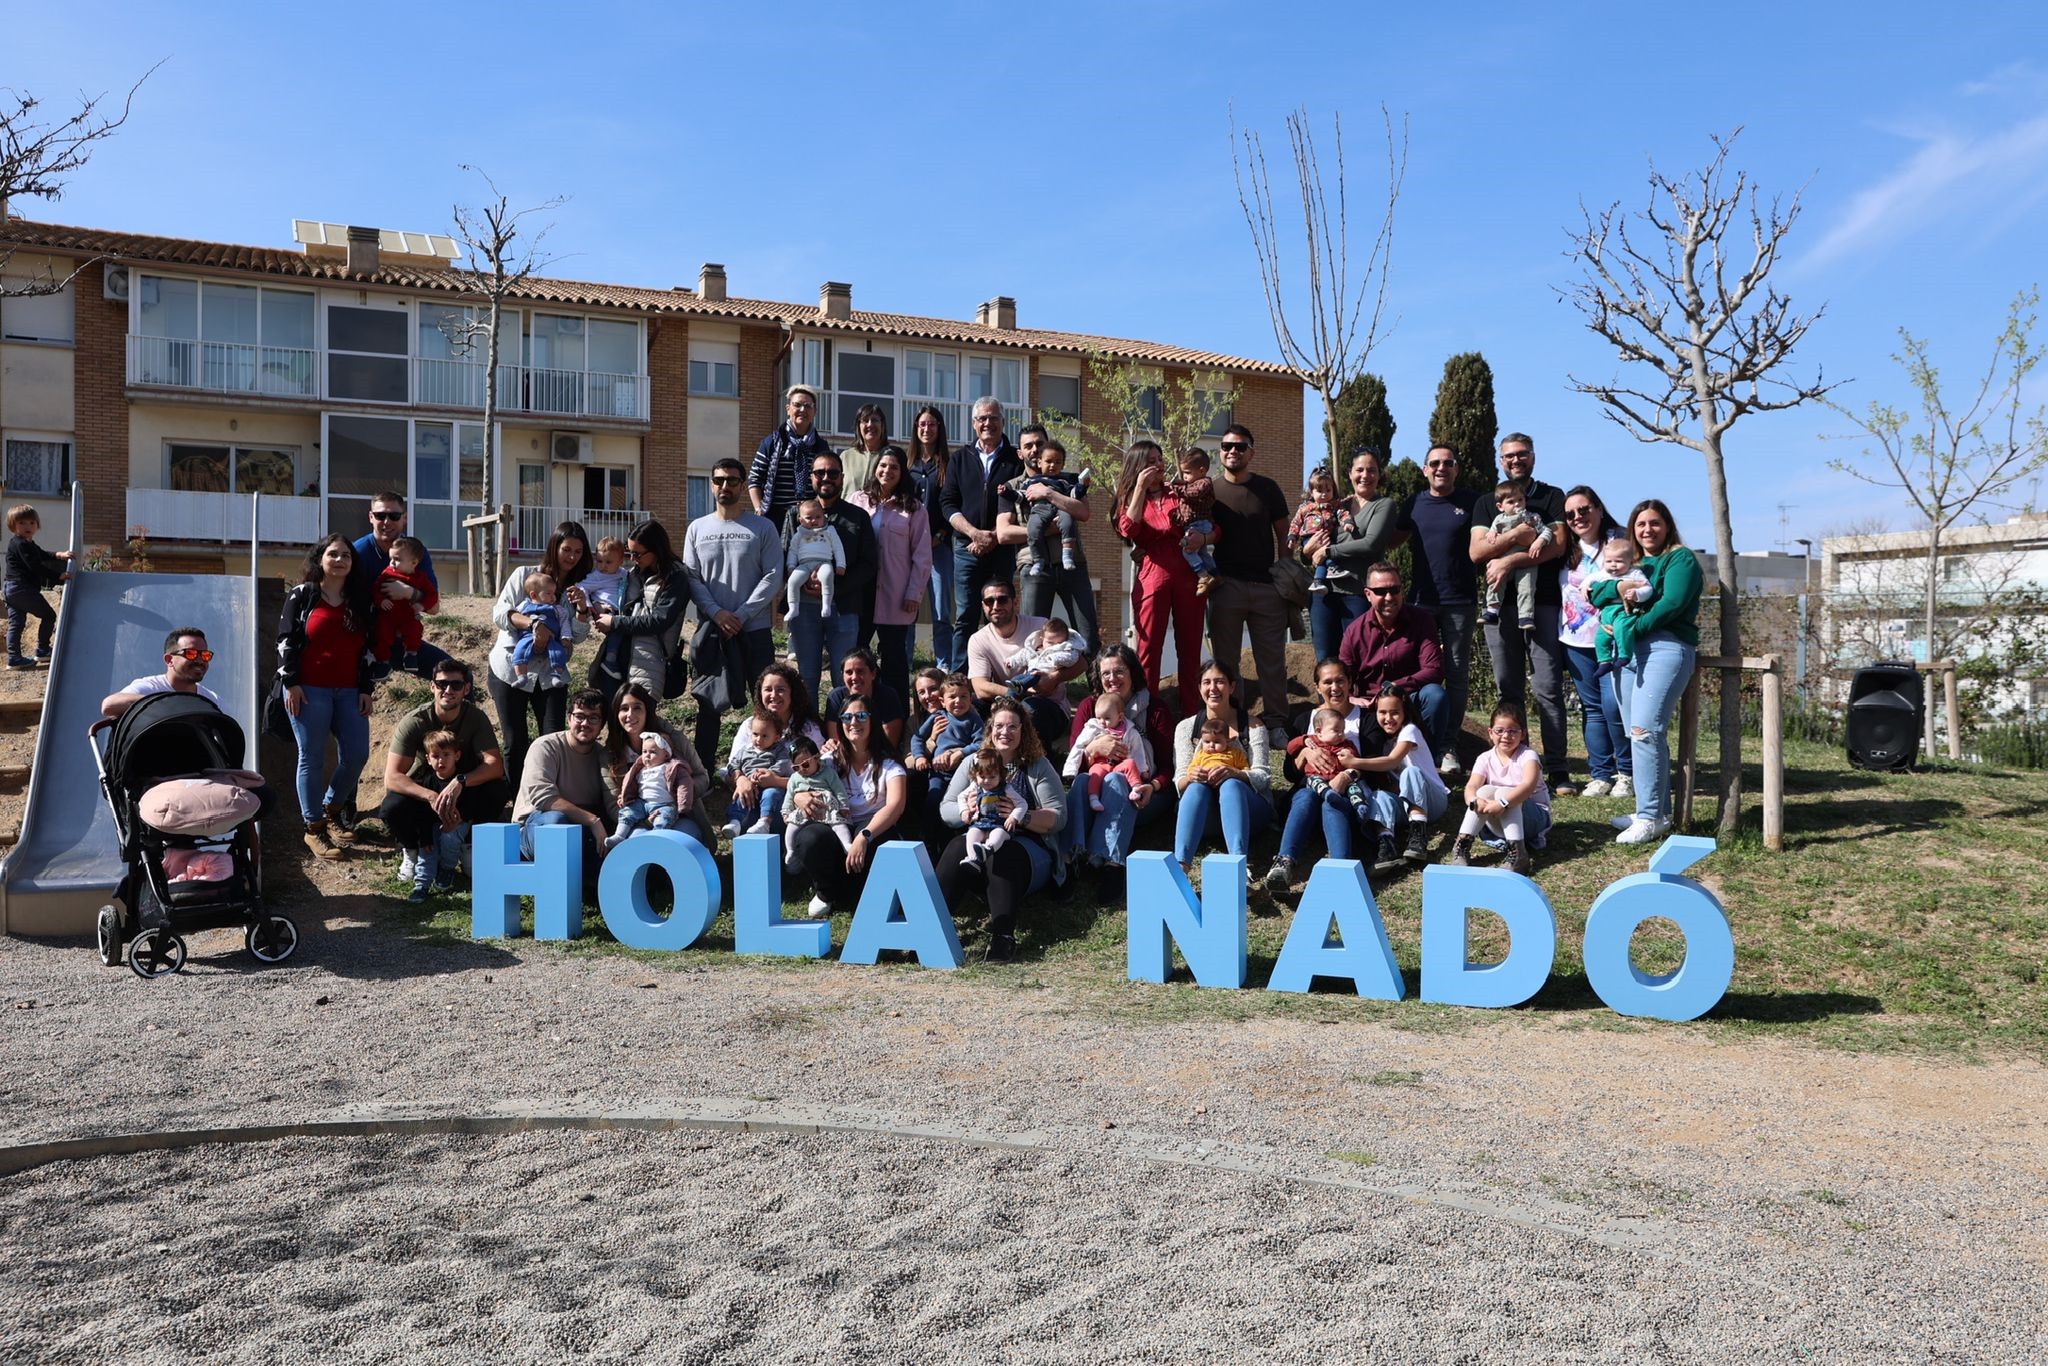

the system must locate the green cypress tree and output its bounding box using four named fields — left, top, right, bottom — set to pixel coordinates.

left=1324, top=372, right=1395, bottom=493
left=1428, top=352, right=1500, bottom=493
